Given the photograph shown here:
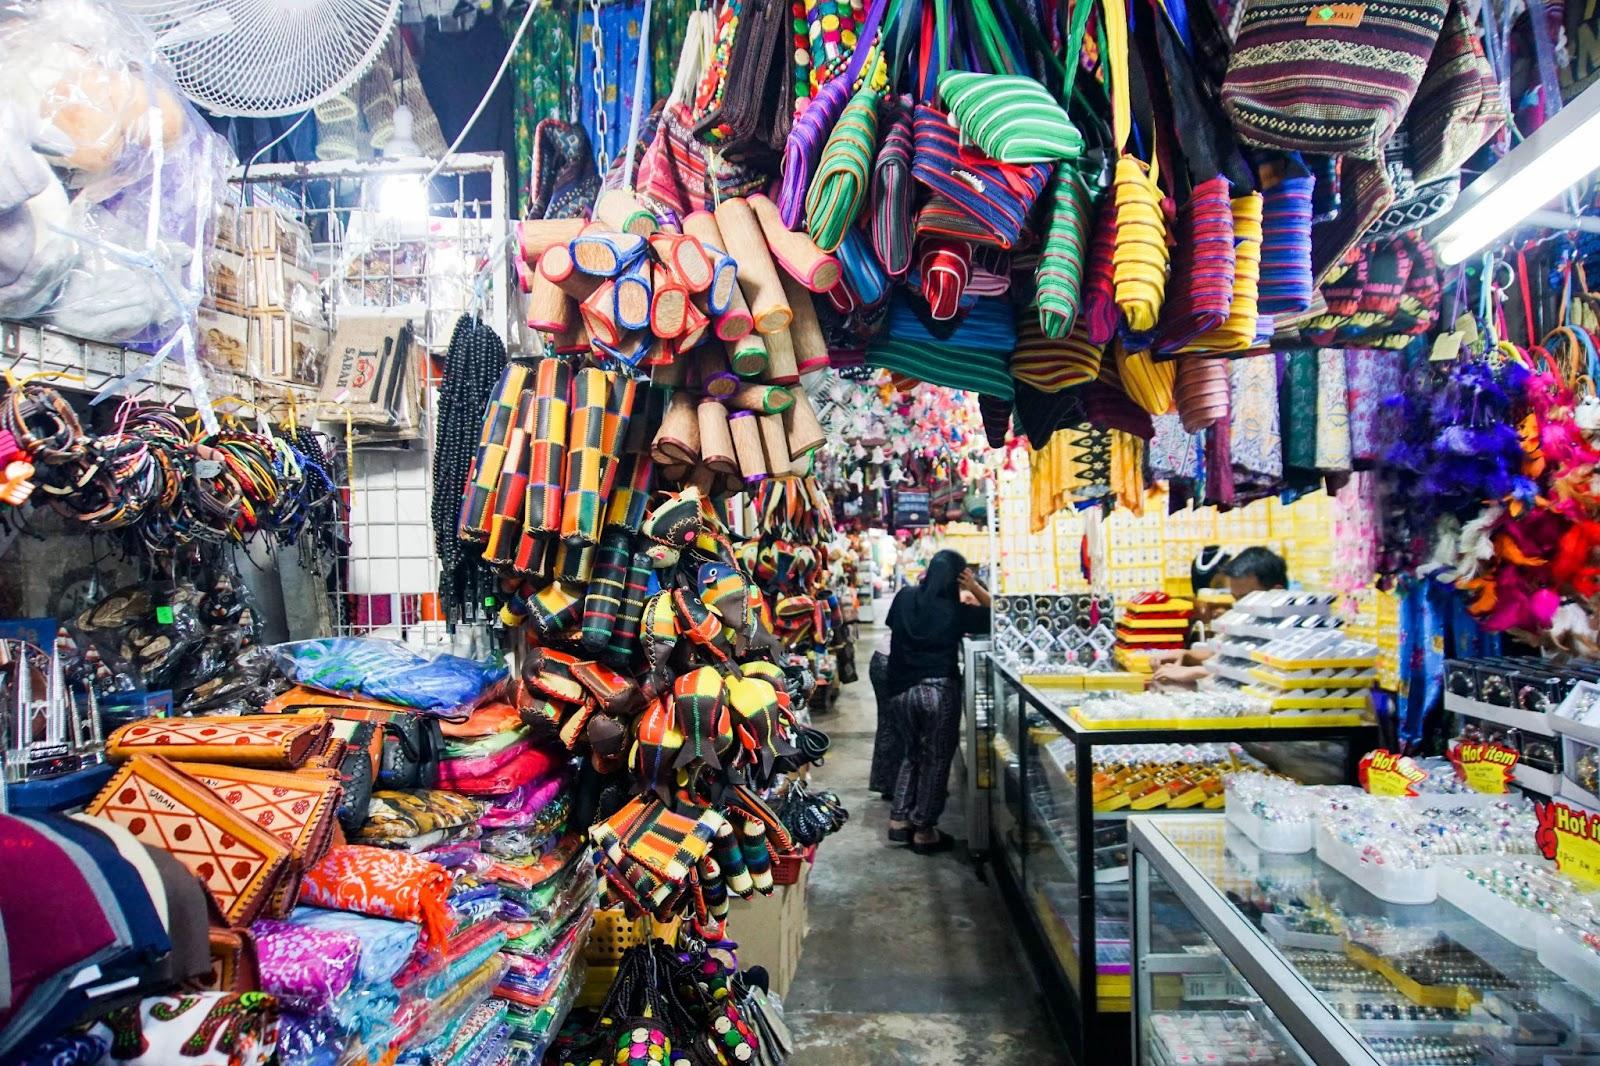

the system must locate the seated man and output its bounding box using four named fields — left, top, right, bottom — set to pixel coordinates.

left=1151, top=546, right=1287, bottom=688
